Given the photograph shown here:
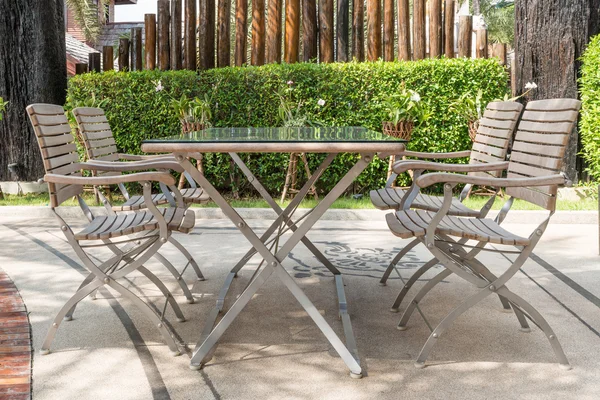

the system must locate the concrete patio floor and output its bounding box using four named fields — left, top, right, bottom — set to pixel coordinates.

left=0, top=209, right=599, bottom=399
